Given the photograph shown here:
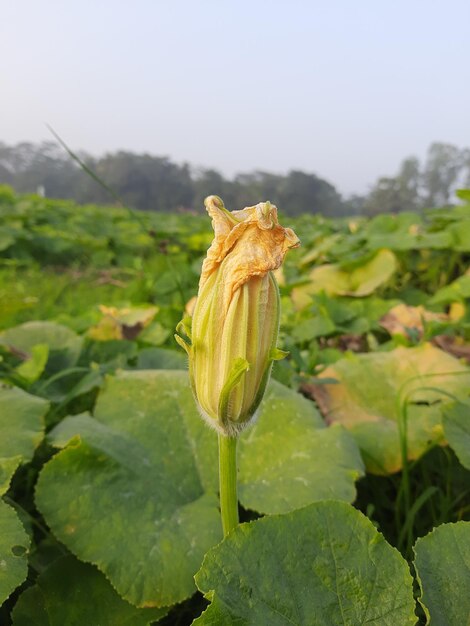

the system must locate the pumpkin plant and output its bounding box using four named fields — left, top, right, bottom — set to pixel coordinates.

left=176, top=195, right=299, bottom=535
